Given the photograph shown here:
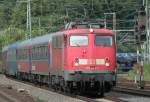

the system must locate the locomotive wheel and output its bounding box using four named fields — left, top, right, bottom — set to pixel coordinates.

left=17, top=72, right=20, bottom=80
left=98, top=82, right=104, bottom=97
left=105, top=82, right=111, bottom=92
left=64, top=82, right=73, bottom=93
left=78, top=82, right=83, bottom=95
